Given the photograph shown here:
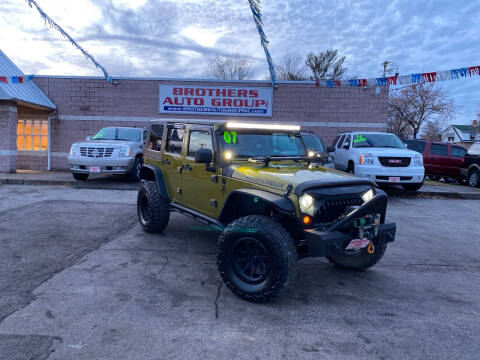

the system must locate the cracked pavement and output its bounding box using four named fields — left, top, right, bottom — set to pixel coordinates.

left=0, top=185, right=479, bottom=359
